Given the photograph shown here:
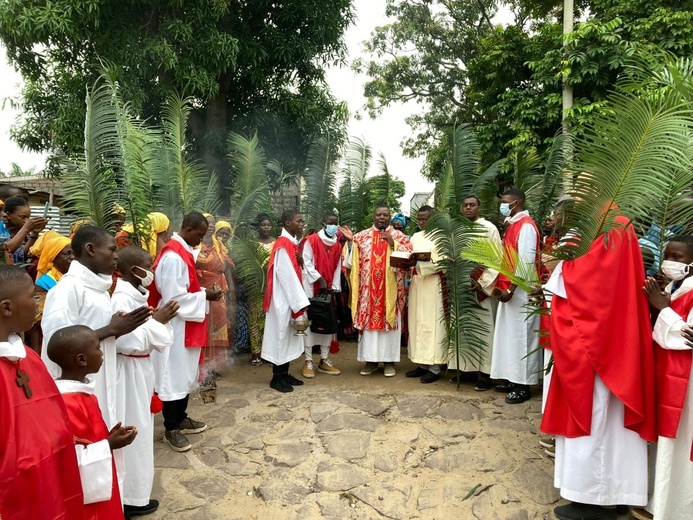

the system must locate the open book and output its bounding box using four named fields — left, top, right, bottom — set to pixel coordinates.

left=389, top=251, right=432, bottom=268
